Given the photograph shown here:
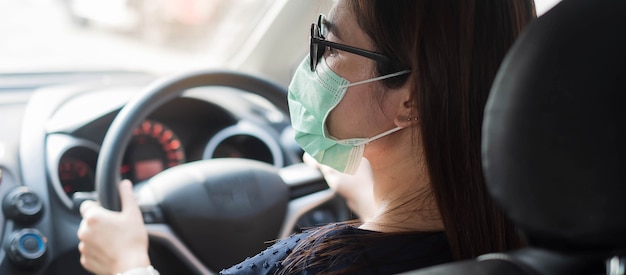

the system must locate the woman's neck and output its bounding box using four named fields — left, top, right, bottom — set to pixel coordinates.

left=360, top=130, right=444, bottom=233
